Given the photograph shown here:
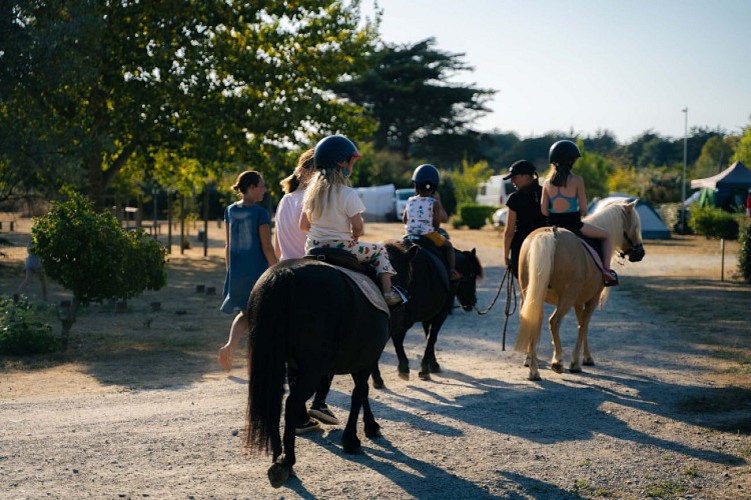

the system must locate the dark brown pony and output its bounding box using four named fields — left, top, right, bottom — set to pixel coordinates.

left=514, top=200, right=645, bottom=380
left=371, top=240, right=483, bottom=386
left=244, top=259, right=391, bottom=487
